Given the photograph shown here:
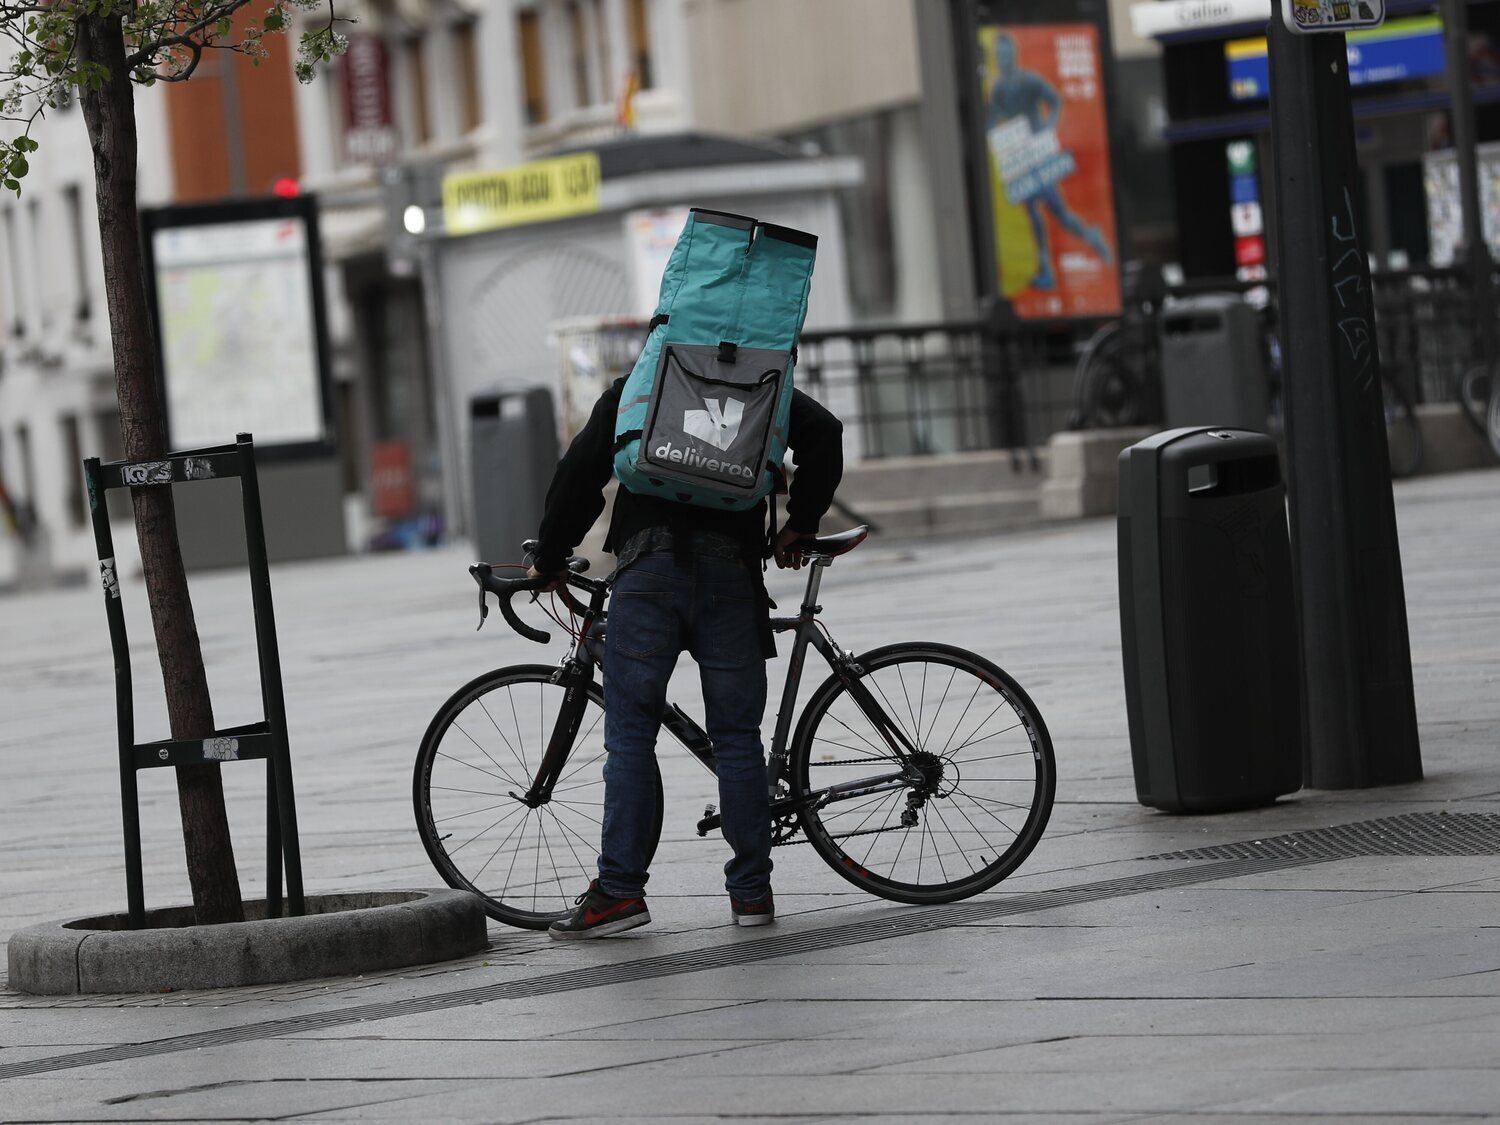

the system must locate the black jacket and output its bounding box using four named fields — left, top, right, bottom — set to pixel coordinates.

left=534, top=377, right=844, bottom=574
